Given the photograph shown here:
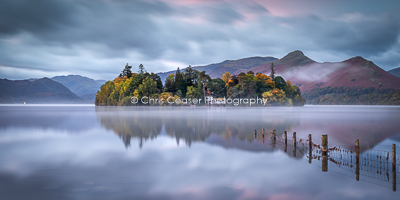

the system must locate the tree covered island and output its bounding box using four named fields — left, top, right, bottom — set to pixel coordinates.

left=95, top=64, right=306, bottom=106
